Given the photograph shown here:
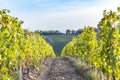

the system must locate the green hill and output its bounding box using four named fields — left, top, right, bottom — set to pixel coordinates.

left=42, top=34, right=75, bottom=56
